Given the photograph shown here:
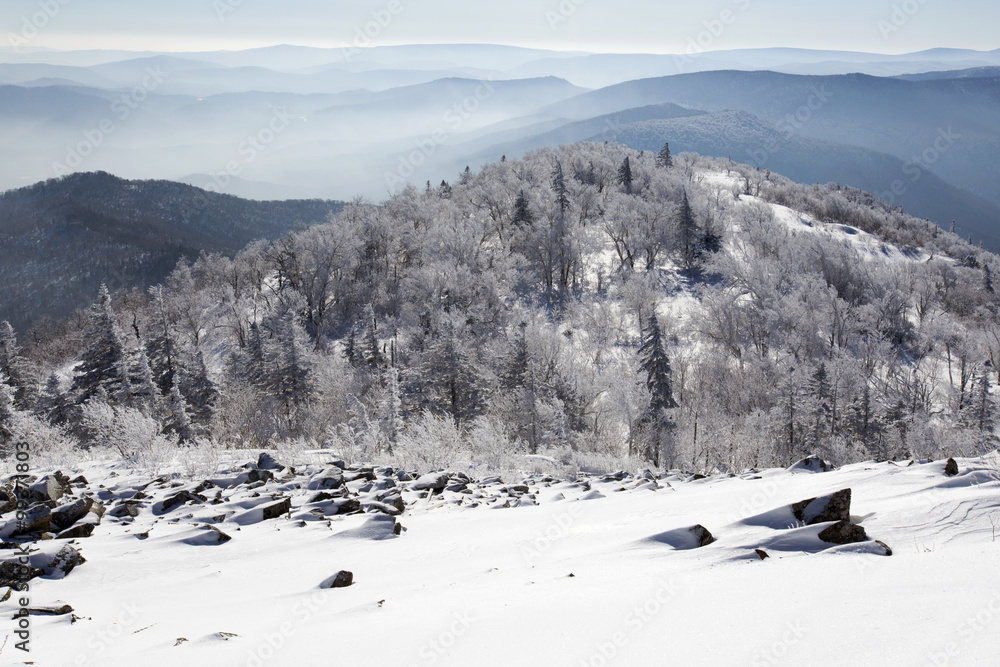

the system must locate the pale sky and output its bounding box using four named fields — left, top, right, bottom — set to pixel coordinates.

left=3, top=0, right=998, bottom=55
